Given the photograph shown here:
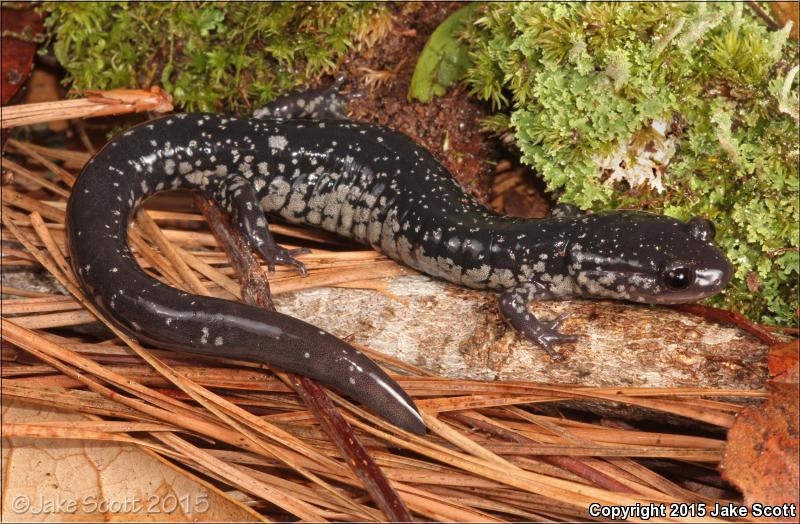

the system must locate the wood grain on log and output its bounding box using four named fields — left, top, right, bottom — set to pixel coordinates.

left=275, top=275, right=768, bottom=391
